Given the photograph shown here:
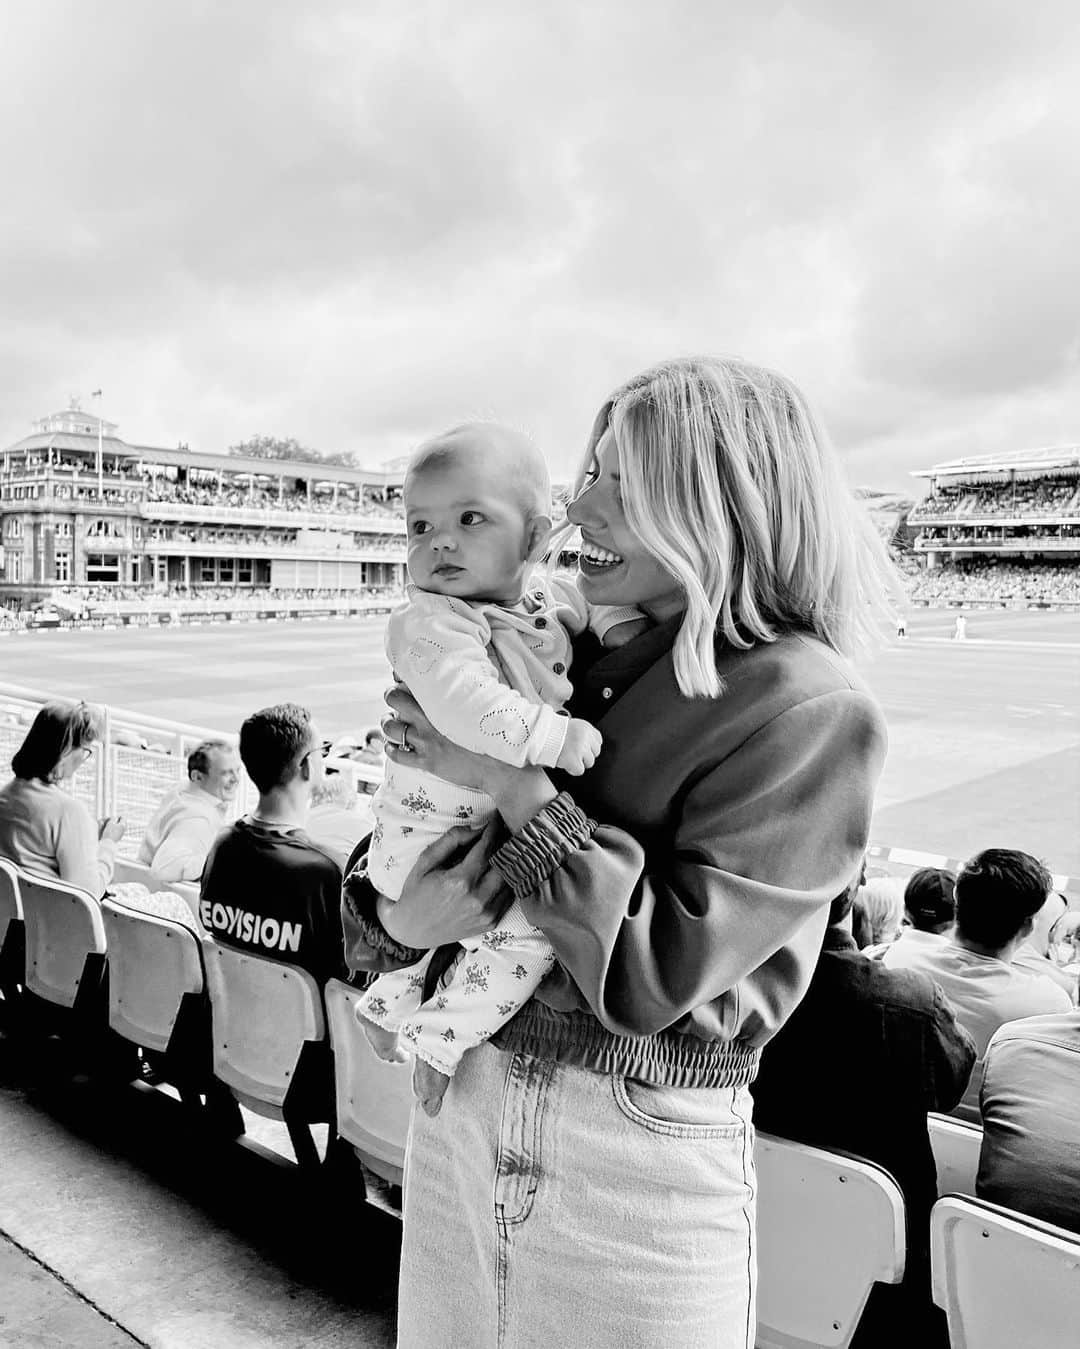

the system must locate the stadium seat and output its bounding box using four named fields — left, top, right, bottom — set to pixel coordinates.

left=928, top=1112, right=983, bottom=1197
left=754, top=1132, right=906, bottom=1349
left=0, top=858, right=25, bottom=1008
left=101, top=897, right=206, bottom=1069
left=112, top=857, right=170, bottom=891
left=324, top=978, right=413, bottom=1188
left=170, top=881, right=202, bottom=924
left=930, top=1195, right=1080, bottom=1348
left=202, top=939, right=332, bottom=1168
left=18, top=870, right=107, bottom=1015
